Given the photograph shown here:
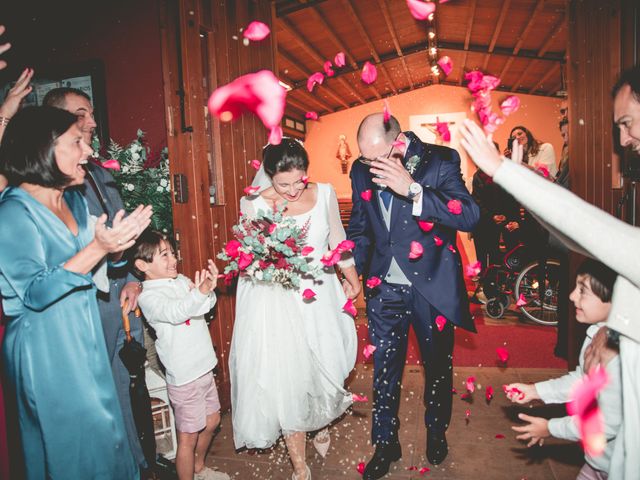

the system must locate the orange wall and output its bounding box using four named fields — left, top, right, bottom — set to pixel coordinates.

left=305, top=84, right=564, bottom=199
